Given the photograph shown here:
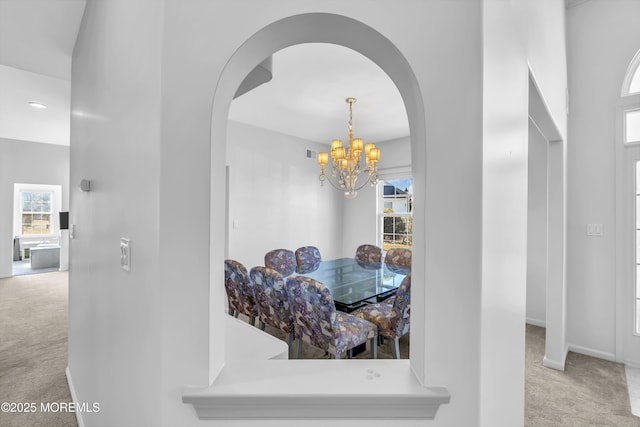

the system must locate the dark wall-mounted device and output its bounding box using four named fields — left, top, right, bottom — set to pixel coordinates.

left=59, top=212, right=69, bottom=230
